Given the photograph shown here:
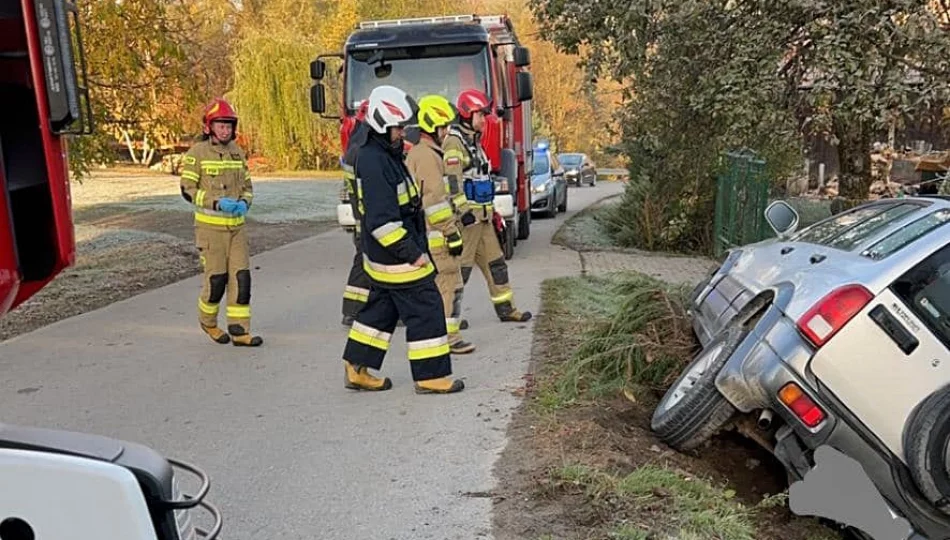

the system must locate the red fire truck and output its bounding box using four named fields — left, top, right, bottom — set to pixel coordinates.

left=309, top=14, right=536, bottom=259
left=0, top=1, right=220, bottom=538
